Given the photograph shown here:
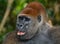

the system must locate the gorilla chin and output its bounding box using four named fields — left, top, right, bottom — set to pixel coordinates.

left=16, top=29, right=38, bottom=41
